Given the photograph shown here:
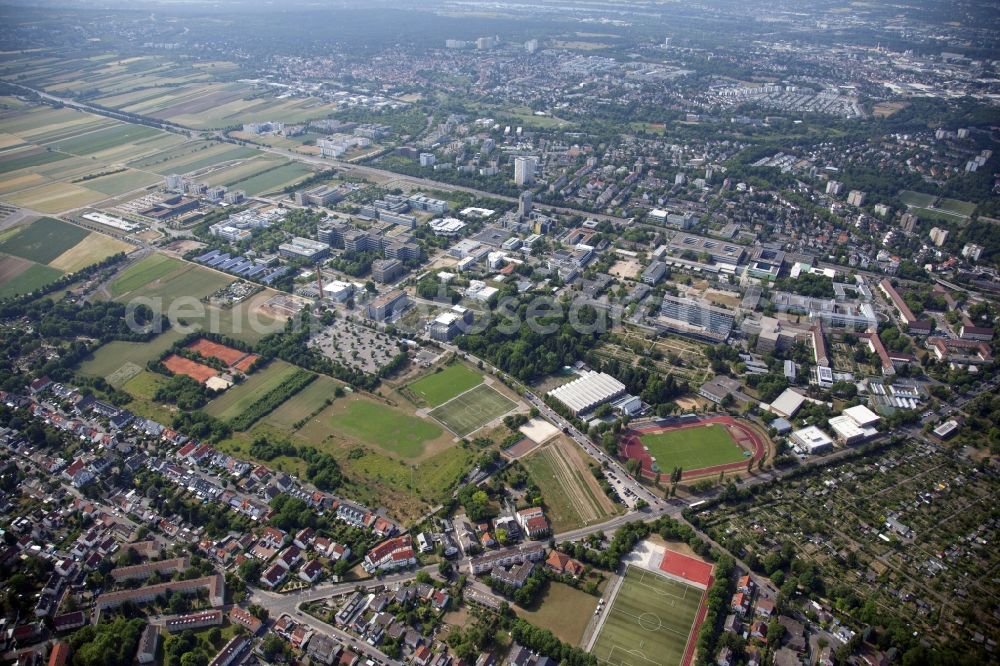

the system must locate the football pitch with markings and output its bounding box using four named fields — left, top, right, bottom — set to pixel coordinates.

left=428, top=383, right=516, bottom=437
left=591, top=567, right=703, bottom=666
